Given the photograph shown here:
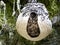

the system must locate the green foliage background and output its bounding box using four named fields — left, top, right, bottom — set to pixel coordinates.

left=0, top=0, right=60, bottom=45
